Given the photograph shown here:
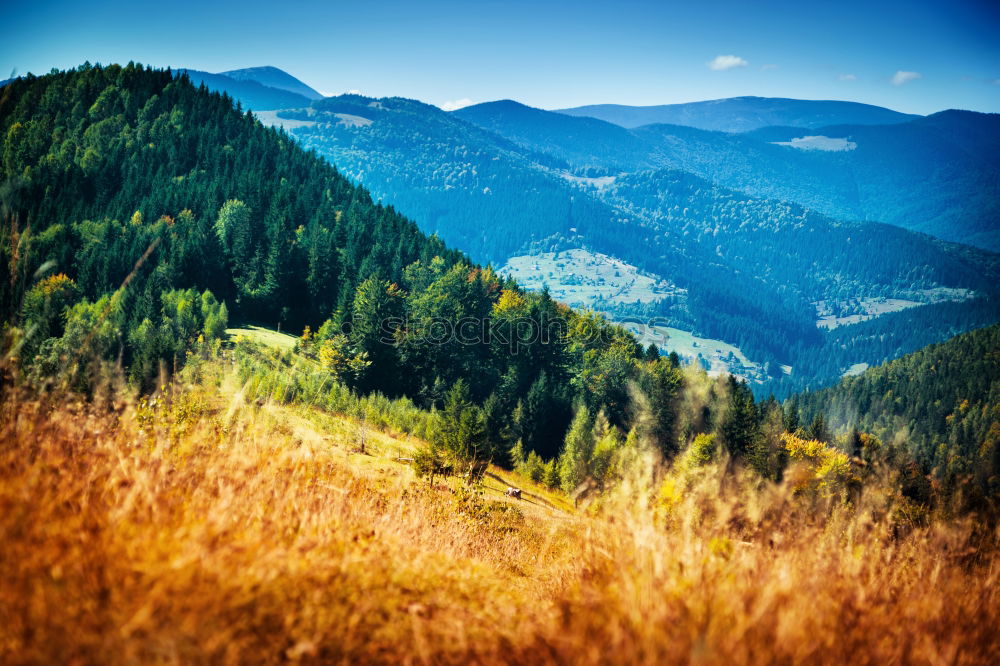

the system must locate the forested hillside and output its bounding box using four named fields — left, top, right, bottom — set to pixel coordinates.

left=783, top=297, right=1000, bottom=395
left=589, top=168, right=999, bottom=375
left=742, top=111, right=1000, bottom=250
left=456, top=100, right=652, bottom=171
left=5, top=64, right=996, bottom=489
left=794, top=324, right=1000, bottom=508
left=275, top=95, right=610, bottom=262
left=7, top=63, right=923, bottom=501
left=6, top=63, right=963, bottom=479
left=0, top=64, right=462, bottom=334
left=642, top=111, right=1000, bottom=251
left=0, top=64, right=685, bottom=467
